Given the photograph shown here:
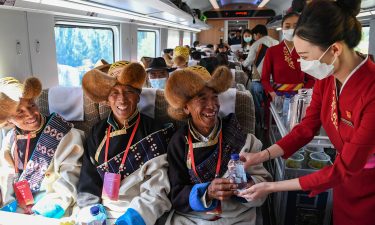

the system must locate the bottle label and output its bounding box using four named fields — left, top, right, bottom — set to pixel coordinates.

left=102, top=172, right=121, bottom=201
left=13, top=180, right=34, bottom=207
